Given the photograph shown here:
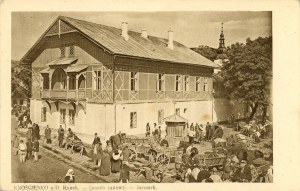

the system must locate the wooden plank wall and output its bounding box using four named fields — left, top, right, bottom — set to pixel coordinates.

left=114, top=57, right=214, bottom=102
